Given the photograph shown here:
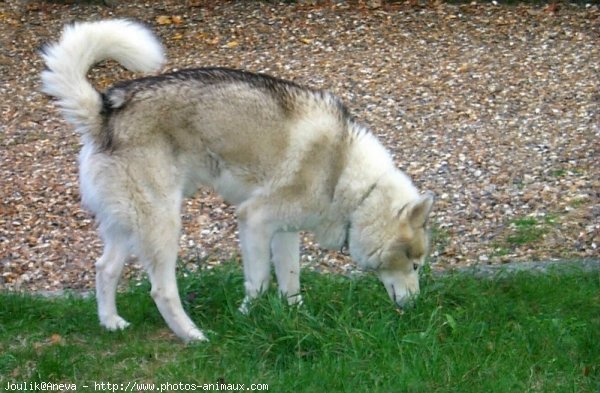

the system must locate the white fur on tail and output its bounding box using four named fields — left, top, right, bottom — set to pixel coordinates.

left=41, top=20, right=165, bottom=137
